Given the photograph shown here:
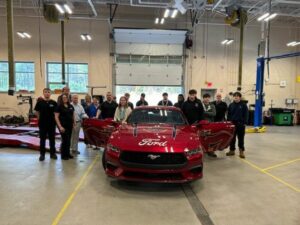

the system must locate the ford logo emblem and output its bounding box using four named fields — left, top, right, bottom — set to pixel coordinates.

left=147, top=154, right=161, bottom=160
